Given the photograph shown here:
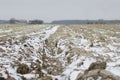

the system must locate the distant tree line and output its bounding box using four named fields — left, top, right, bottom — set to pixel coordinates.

left=1, top=18, right=120, bottom=24
left=28, top=20, right=44, bottom=24
left=9, top=18, right=27, bottom=24
left=51, top=19, right=120, bottom=24
left=9, top=18, right=44, bottom=24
